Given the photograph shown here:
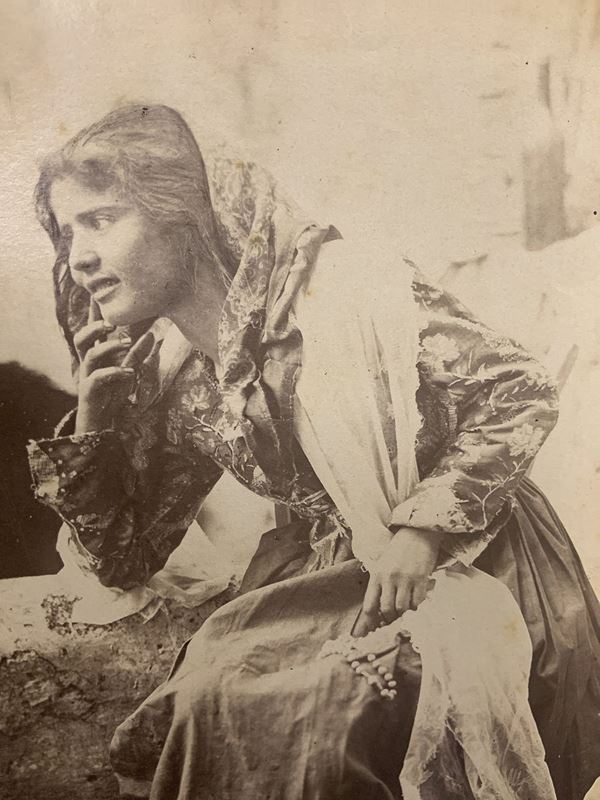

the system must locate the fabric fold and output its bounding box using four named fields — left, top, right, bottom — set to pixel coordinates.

left=294, top=237, right=556, bottom=798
